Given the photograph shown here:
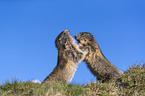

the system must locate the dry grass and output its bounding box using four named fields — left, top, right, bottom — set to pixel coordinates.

left=0, top=64, right=145, bottom=96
